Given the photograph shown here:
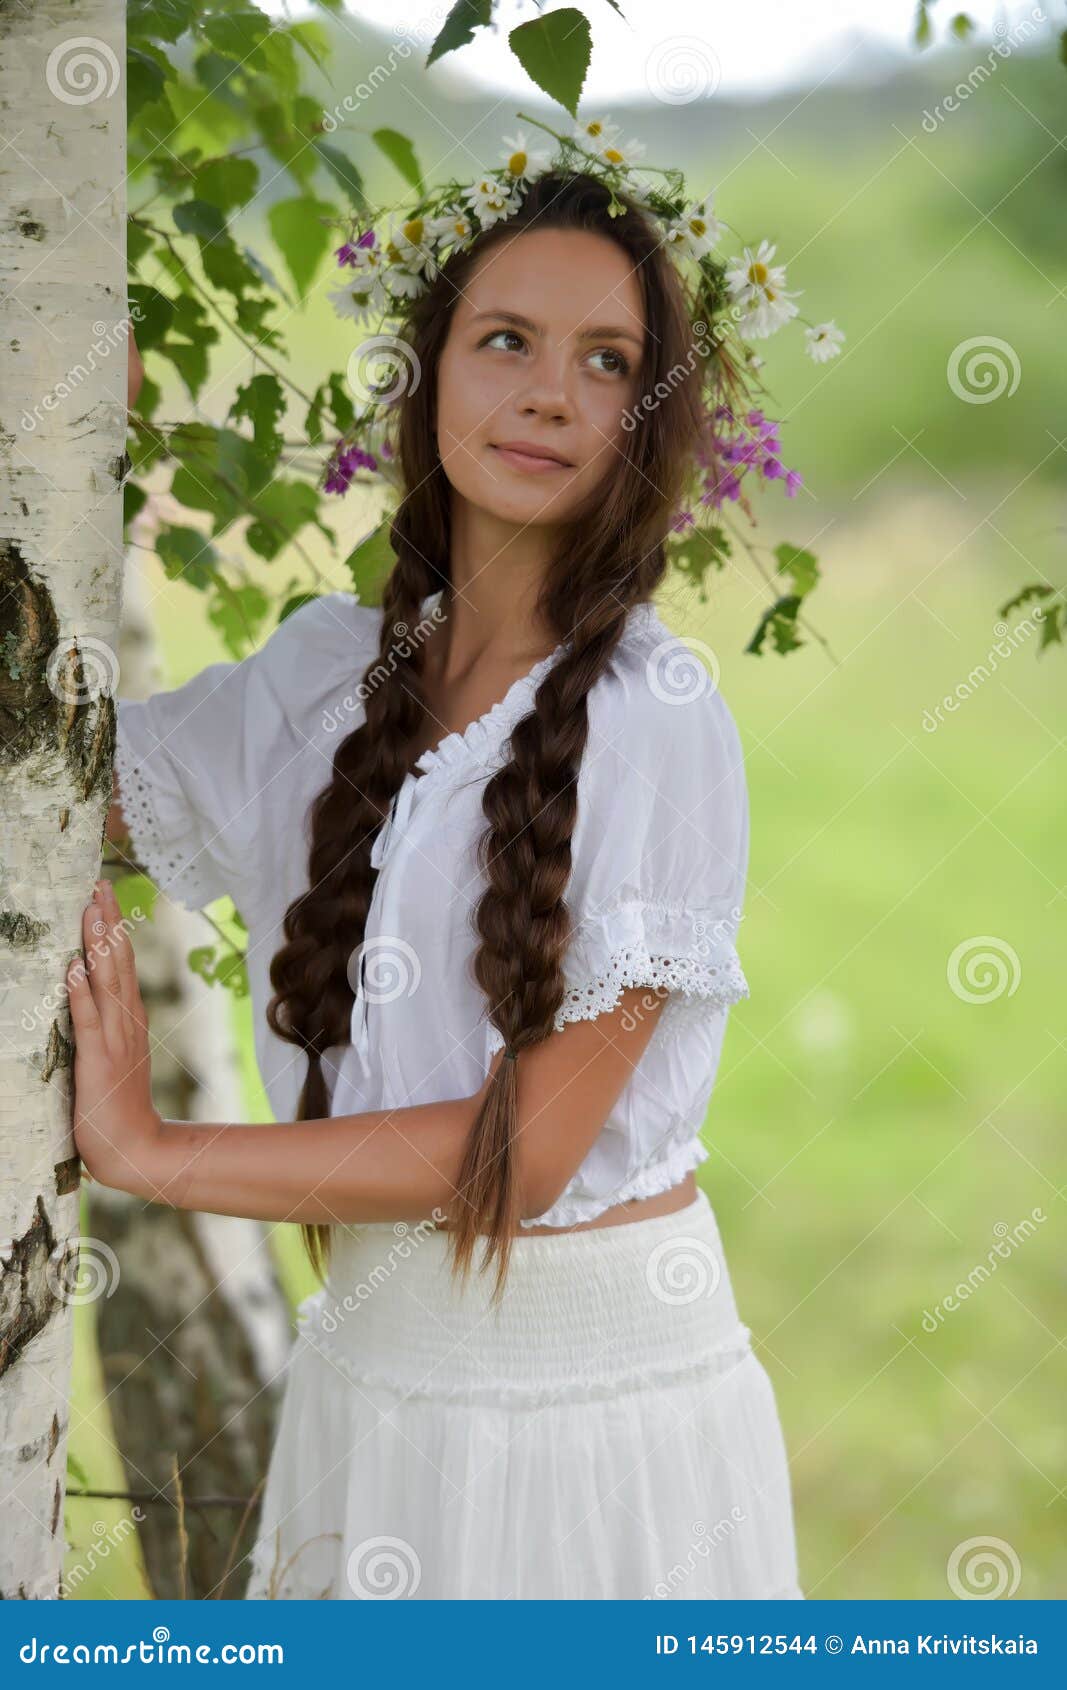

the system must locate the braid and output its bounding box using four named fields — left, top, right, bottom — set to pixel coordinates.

left=265, top=519, right=441, bottom=1277
left=447, top=607, right=634, bottom=1302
